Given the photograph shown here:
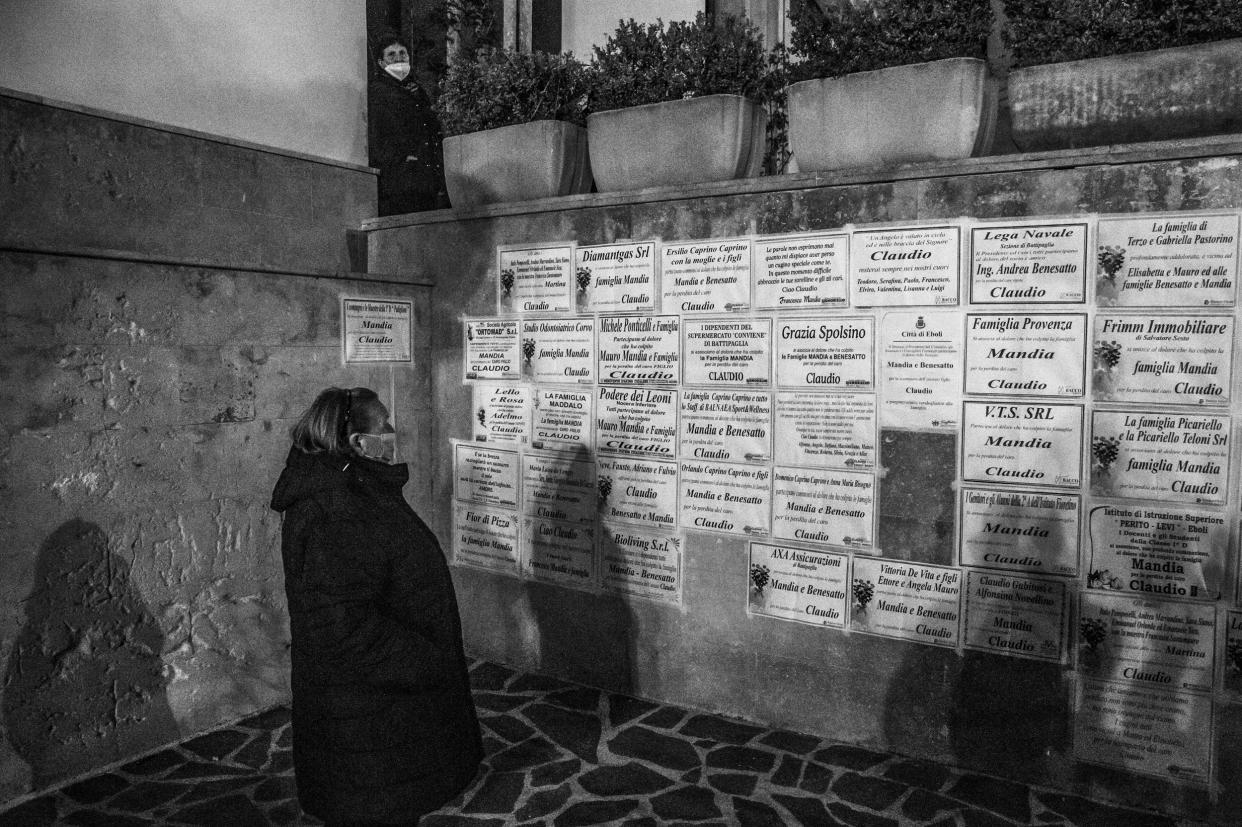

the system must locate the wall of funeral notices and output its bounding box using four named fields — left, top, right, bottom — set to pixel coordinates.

left=453, top=210, right=1242, bottom=790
